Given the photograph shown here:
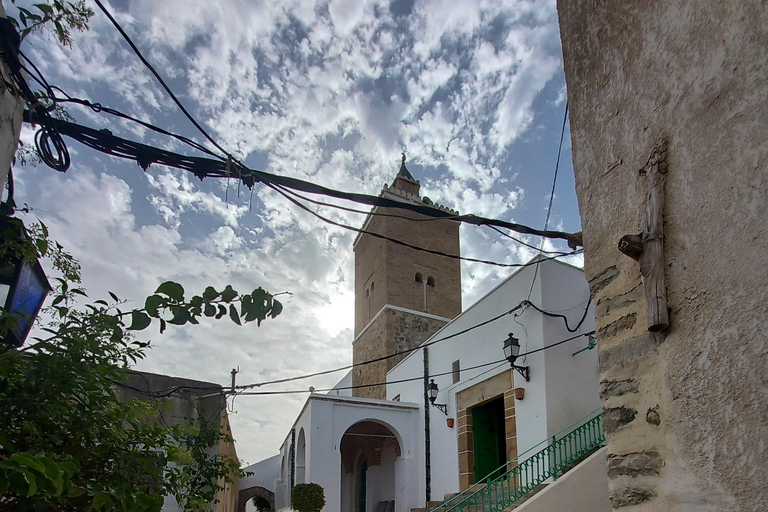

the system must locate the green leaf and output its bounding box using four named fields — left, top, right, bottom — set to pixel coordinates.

left=35, top=3, right=54, bottom=16
left=108, top=291, right=119, bottom=302
left=93, top=492, right=111, bottom=510
left=159, top=318, right=167, bottom=334
left=155, top=281, right=184, bottom=302
left=229, top=304, right=241, bottom=326
left=216, top=305, right=227, bottom=319
left=220, top=285, right=237, bottom=303
left=168, top=307, right=191, bottom=326
left=144, top=295, right=163, bottom=317
left=270, top=299, right=283, bottom=318
left=202, top=286, right=219, bottom=302
left=128, top=311, right=152, bottom=331
left=251, top=287, right=269, bottom=302
left=0, top=471, right=8, bottom=495
left=10, top=453, right=45, bottom=474
left=204, top=304, right=216, bottom=317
